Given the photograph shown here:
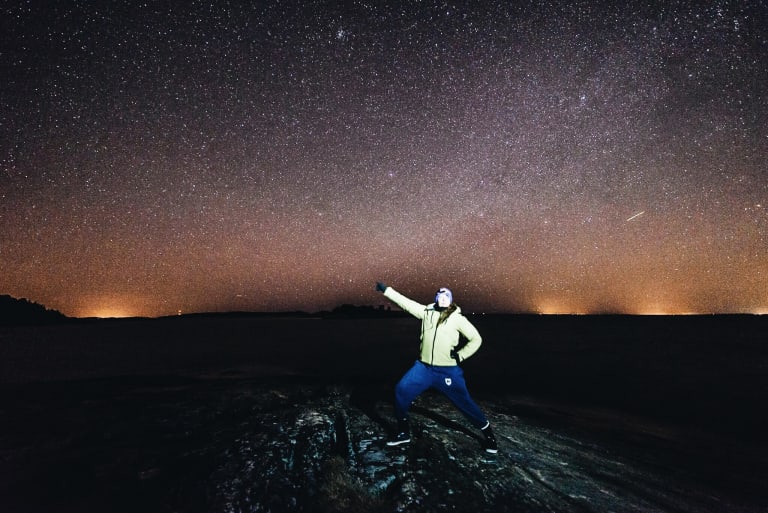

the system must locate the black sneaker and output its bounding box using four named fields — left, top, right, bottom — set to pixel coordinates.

left=386, top=431, right=411, bottom=446
left=481, top=424, right=498, bottom=454
left=482, top=438, right=498, bottom=454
